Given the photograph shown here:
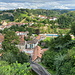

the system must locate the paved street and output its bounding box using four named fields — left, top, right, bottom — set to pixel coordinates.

left=31, top=62, right=51, bottom=75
